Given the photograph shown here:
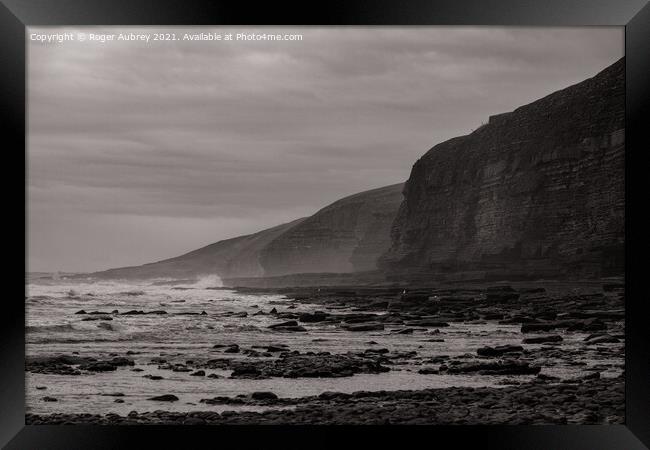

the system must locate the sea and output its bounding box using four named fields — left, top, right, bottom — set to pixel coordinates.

left=25, top=273, right=624, bottom=416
